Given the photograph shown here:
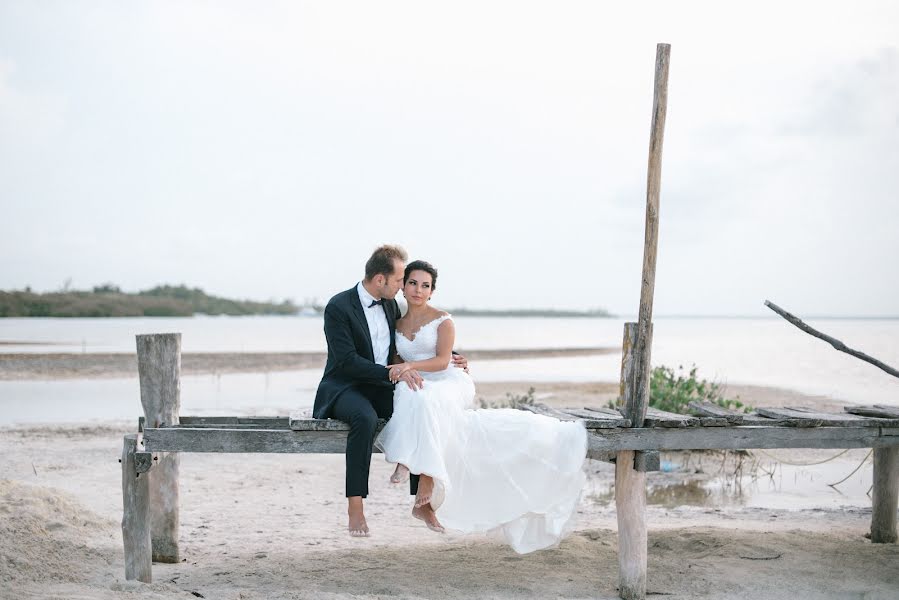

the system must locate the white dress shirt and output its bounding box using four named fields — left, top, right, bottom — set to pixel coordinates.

left=356, top=282, right=390, bottom=366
